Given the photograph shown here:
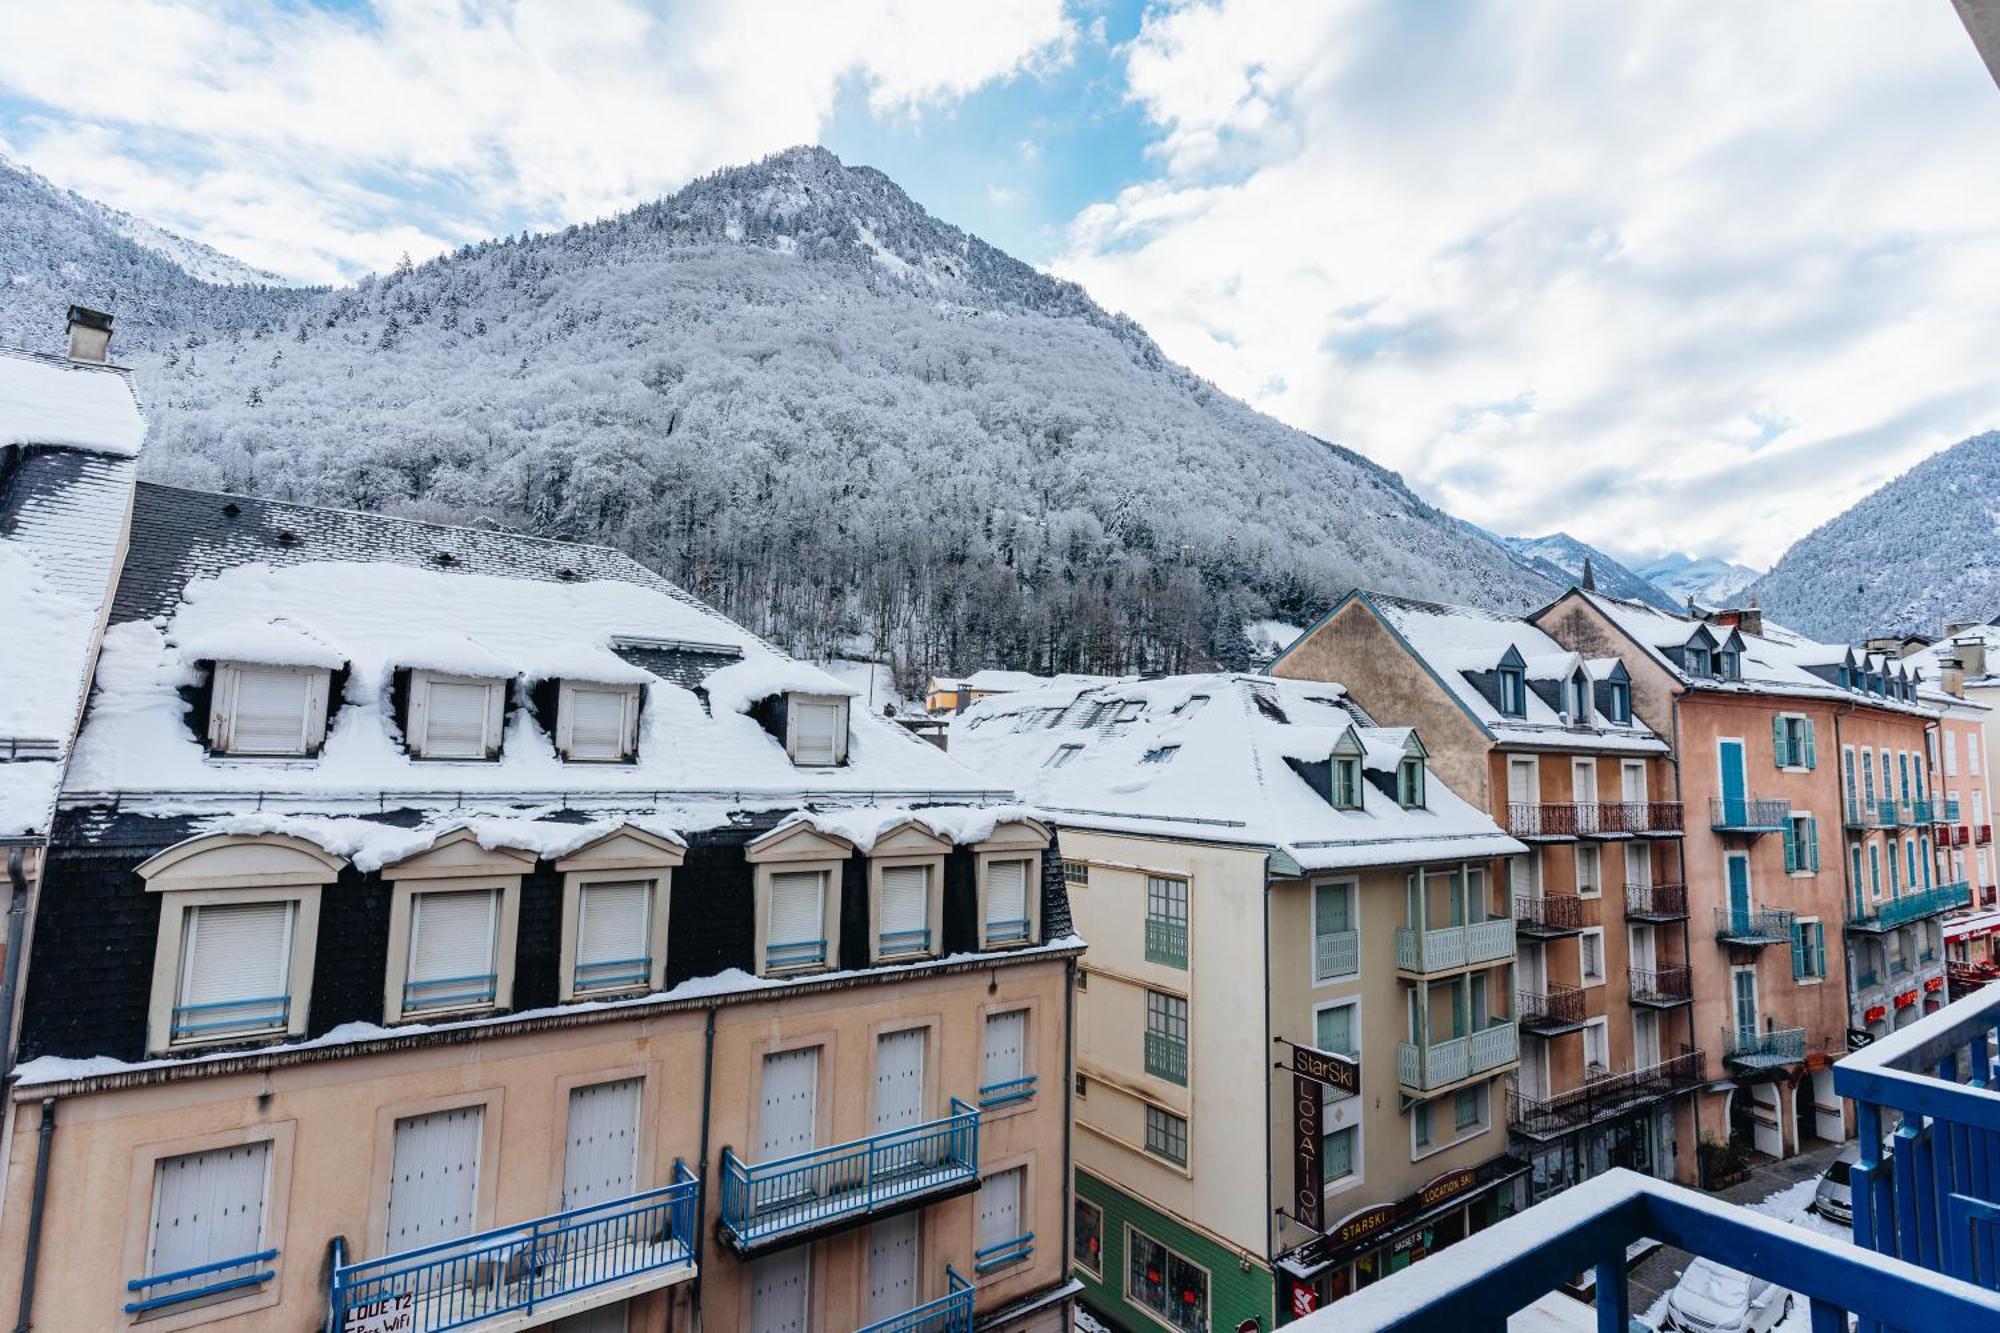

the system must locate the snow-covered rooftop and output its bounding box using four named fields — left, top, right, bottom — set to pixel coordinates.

left=1361, top=593, right=1668, bottom=754
left=0, top=348, right=145, bottom=456
left=1576, top=591, right=1938, bottom=718
left=1905, top=624, right=2000, bottom=687
left=946, top=673, right=1523, bottom=872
